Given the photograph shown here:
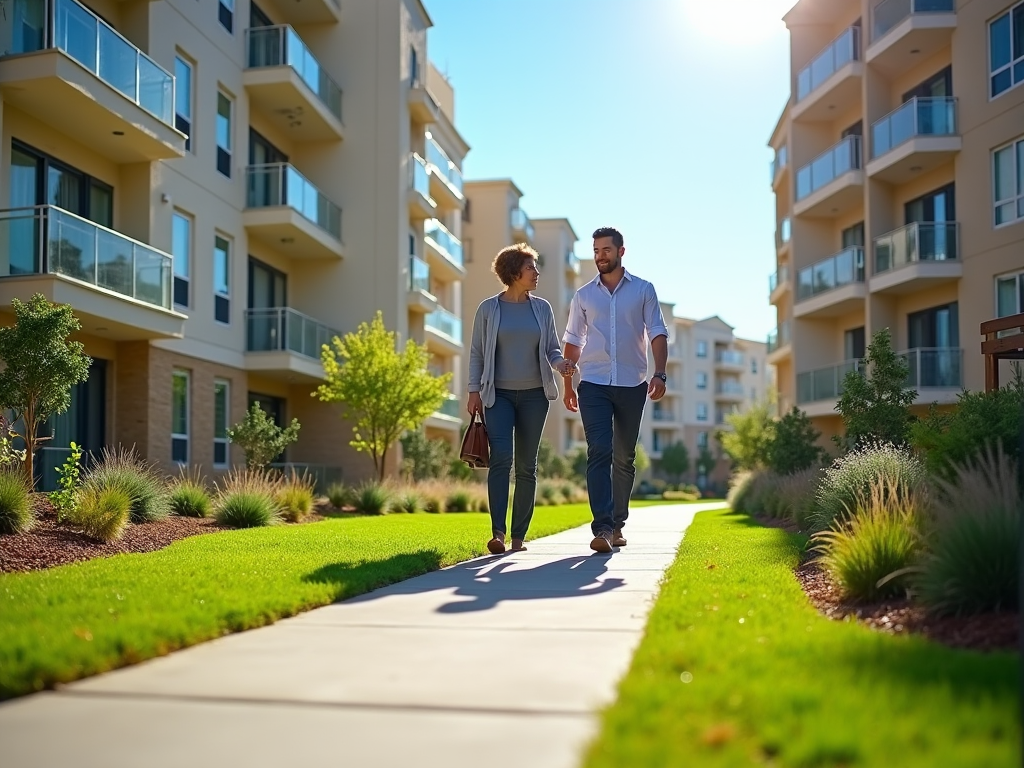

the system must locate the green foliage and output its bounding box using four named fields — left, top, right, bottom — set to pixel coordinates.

left=447, top=455, right=475, bottom=481
left=227, top=403, right=300, bottom=470
left=536, top=439, right=570, bottom=479
left=168, top=469, right=211, bottom=518
left=0, top=414, right=26, bottom=471
left=275, top=473, right=316, bottom=523
left=394, top=489, right=421, bottom=514
left=916, top=448, right=1020, bottom=615
left=421, top=487, right=446, bottom=514
left=695, top=447, right=715, bottom=476
left=910, top=367, right=1024, bottom=481
left=315, top=311, right=451, bottom=481
left=835, top=327, right=916, bottom=450
left=767, top=407, right=826, bottom=475
left=84, top=447, right=171, bottom=524
left=634, top=442, right=650, bottom=474
left=400, top=430, right=451, bottom=481
left=0, top=294, right=91, bottom=488
left=567, top=446, right=588, bottom=482
left=325, top=482, right=351, bottom=509
left=537, top=479, right=565, bottom=506
left=48, top=442, right=82, bottom=523
left=445, top=488, right=474, bottom=512
left=0, top=470, right=33, bottom=534
left=69, top=486, right=132, bottom=543
left=719, top=399, right=775, bottom=470
left=659, top=441, right=690, bottom=482
left=213, top=469, right=282, bottom=528
left=352, top=481, right=393, bottom=515
left=776, top=467, right=821, bottom=529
